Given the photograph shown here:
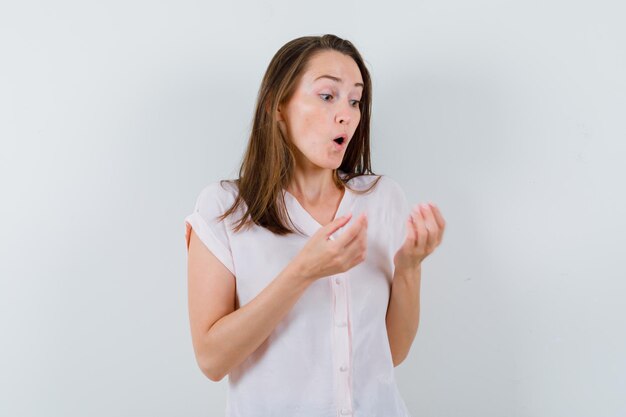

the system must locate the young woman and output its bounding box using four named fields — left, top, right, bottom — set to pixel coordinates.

left=184, top=34, right=445, bottom=417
